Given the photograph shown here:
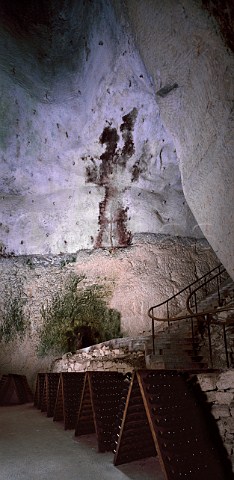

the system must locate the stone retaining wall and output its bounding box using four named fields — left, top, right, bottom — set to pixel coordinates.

left=52, top=337, right=147, bottom=374
left=197, top=370, right=234, bottom=466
